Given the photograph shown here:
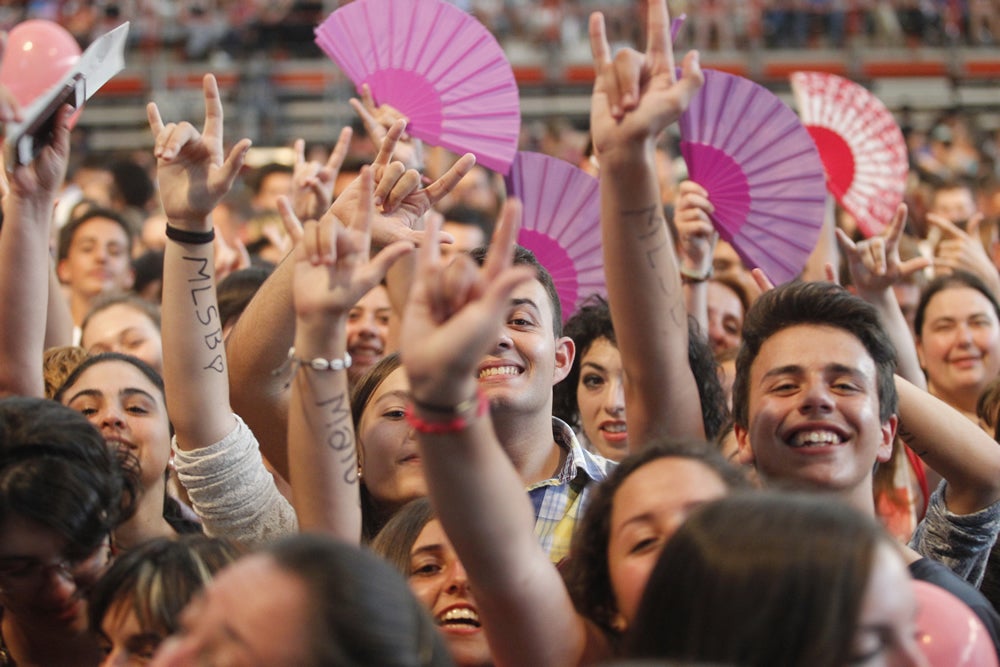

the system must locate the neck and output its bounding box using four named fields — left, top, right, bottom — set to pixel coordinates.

left=114, top=483, right=175, bottom=550
left=68, top=292, right=95, bottom=328
left=927, top=381, right=979, bottom=420
left=3, top=610, right=101, bottom=667
left=490, top=405, right=565, bottom=486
